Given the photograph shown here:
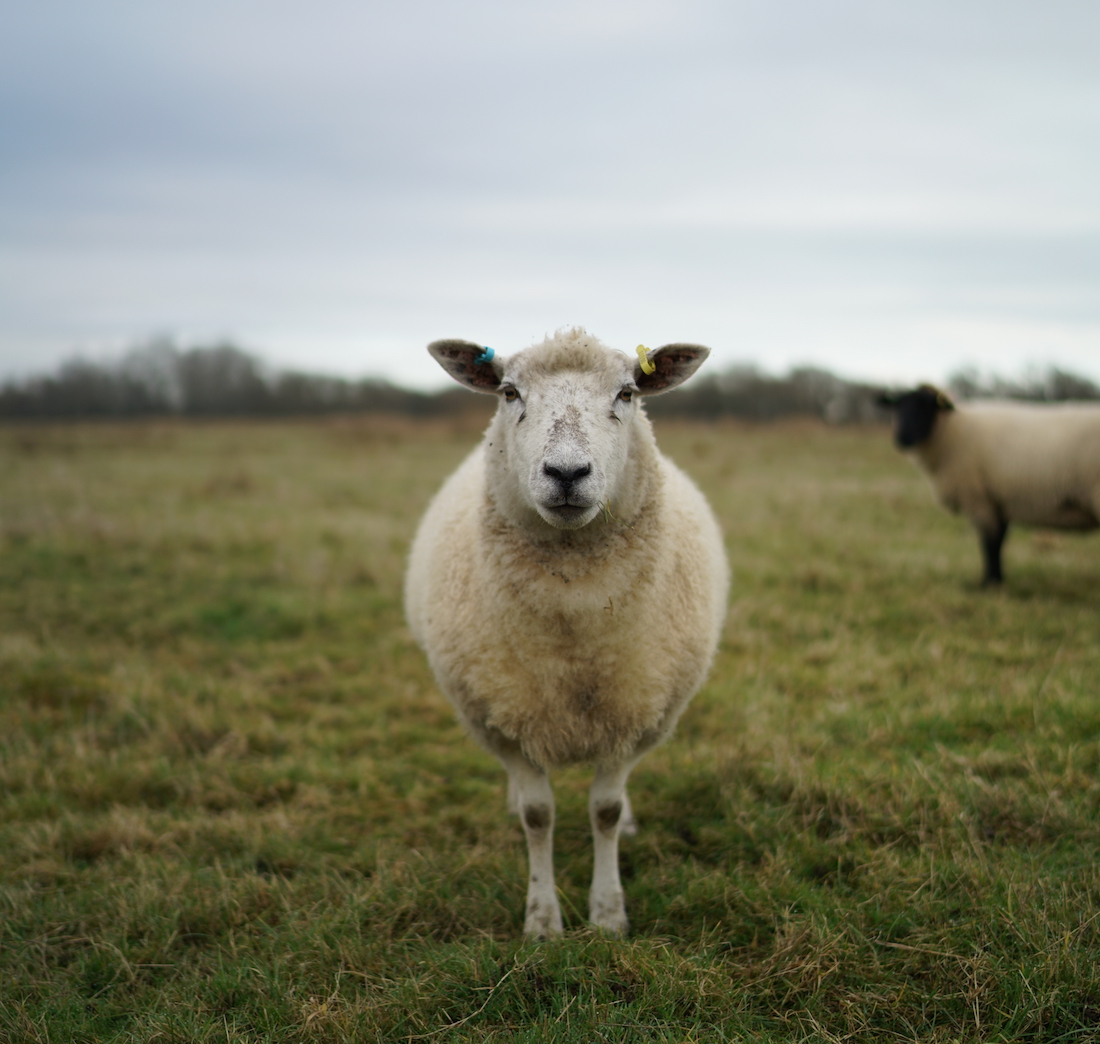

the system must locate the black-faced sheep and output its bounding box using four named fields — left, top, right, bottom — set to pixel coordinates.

left=879, top=384, right=1100, bottom=584
left=405, top=328, right=729, bottom=936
